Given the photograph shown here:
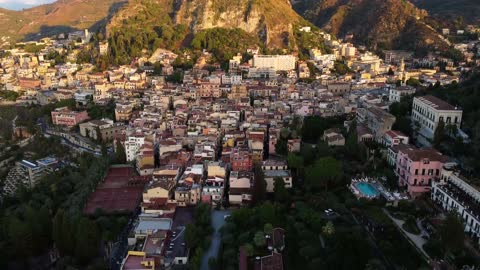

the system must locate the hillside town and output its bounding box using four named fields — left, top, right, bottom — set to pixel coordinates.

left=1, top=16, right=480, bottom=270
